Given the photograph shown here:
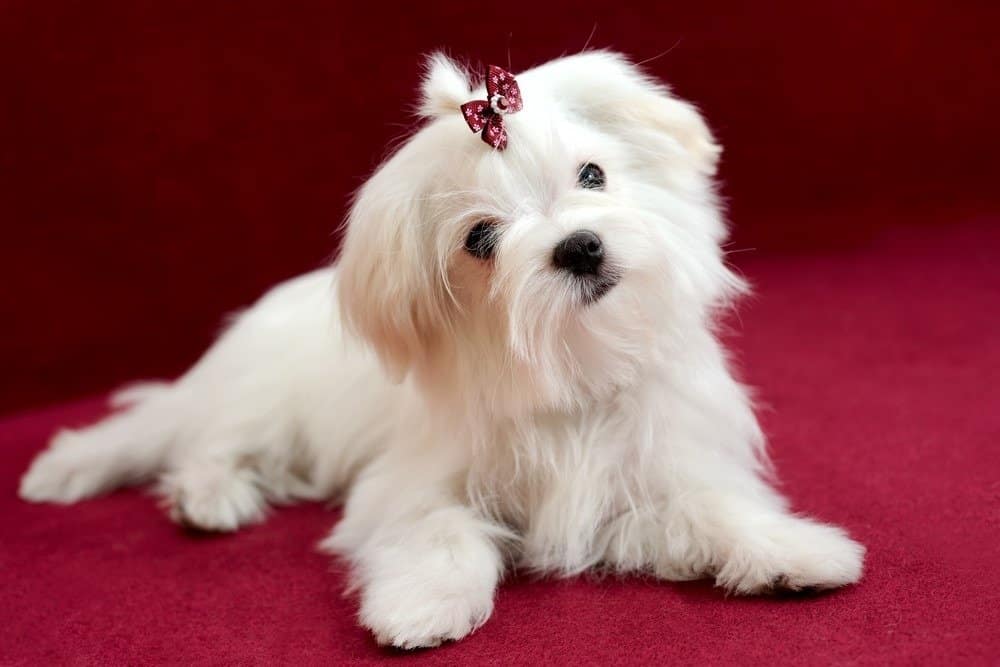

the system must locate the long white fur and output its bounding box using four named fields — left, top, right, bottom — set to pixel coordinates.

left=20, top=51, right=864, bottom=648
